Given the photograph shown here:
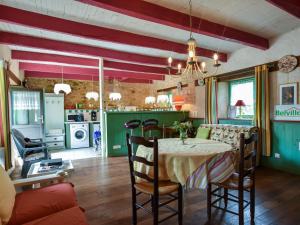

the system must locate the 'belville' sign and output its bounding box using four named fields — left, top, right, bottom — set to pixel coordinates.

left=274, top=105, right=300, bottom=121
